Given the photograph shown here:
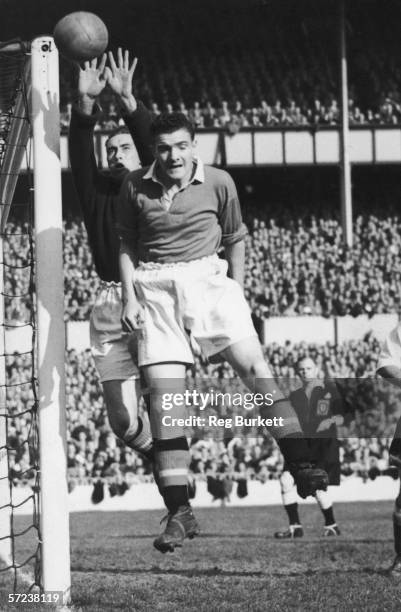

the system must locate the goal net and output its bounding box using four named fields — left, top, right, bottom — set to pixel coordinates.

left=0, top=38, right=70, bottom=604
